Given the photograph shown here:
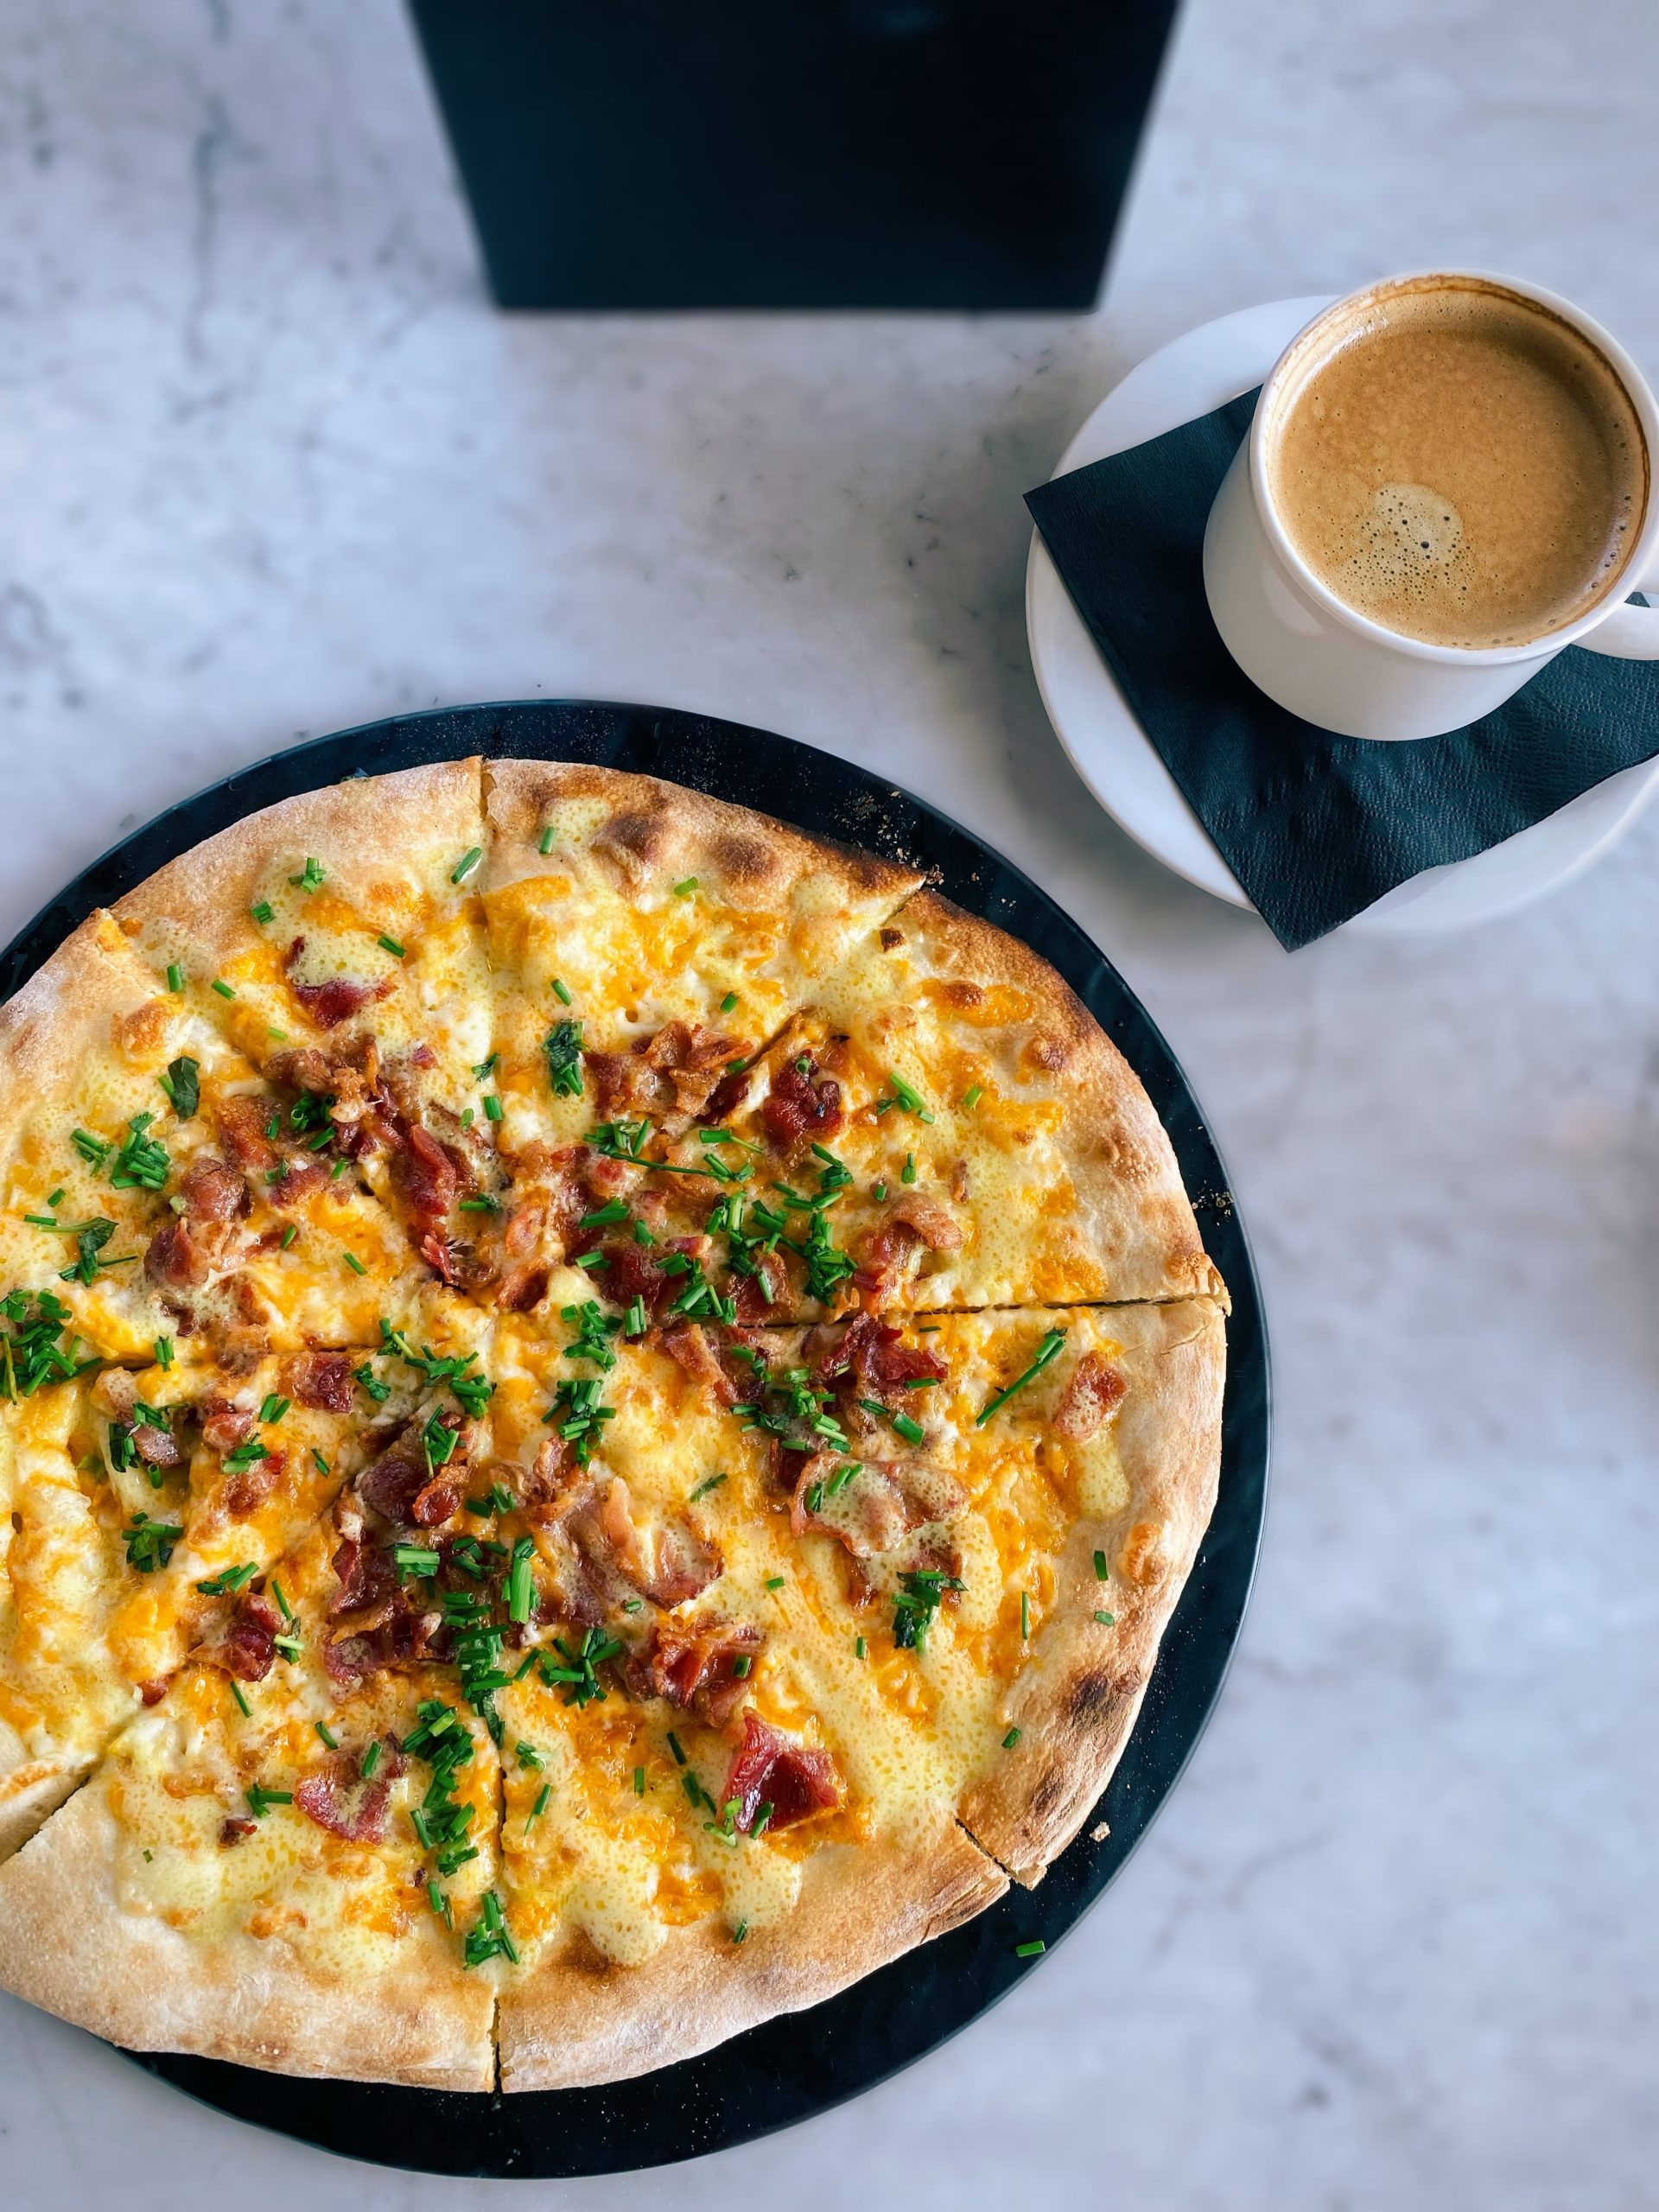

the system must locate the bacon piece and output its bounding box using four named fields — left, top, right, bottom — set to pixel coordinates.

left=283, top=938, right=390, bottom=1030
left=179, top=1154, right=251, bottom=1224
left=628, top=1616, right=761, bottom=1726
left=722, top=1713, right=842, bottom=1833
left=219, top=1815, right=258, bottom=1846
left=588, top=1022, right=738, bottom=1130
left=761, top=1056, right=843, bottom=1150
left=214, top=1096, right=277, bottom=1174
left=138, top=1676, right=170, bottom=1707
left=495, top=1262, right=549, bottom=1313
left=131, top=1420, right=184, bottom=1471
left=264, top=1158, right=328, bottom=1208
left=790, top=1451, right=965, bottom=1557
left=660, top=1321, right=745, bottom=1407
left=294, top=1740, right=404, bottom=1843
left=283, top=1351, right=354, bottom=1414
left=855, top=1195, right=963, bottom=1298
left=1053, top=1351, right=1126, bottom=1441
left=328, top=1536, right=397, bottom=1624
left=224, top=1446, right=284, bottom=1519
left=358, top=1420, right=466, bottom=1528
left=395, top=1124, right=460, bottom=1229
left=218, top=1592, right=281, bottom=1681
left=144, top=1217, right=207, bottom=1292
left=565, top=1478, right=722, bottom=1611
left=817, top=1314, right=948, bottom=1402
left=730, top=1251, right=785, bottom=1323
left=200, top=1394, right=255, bottom=1452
